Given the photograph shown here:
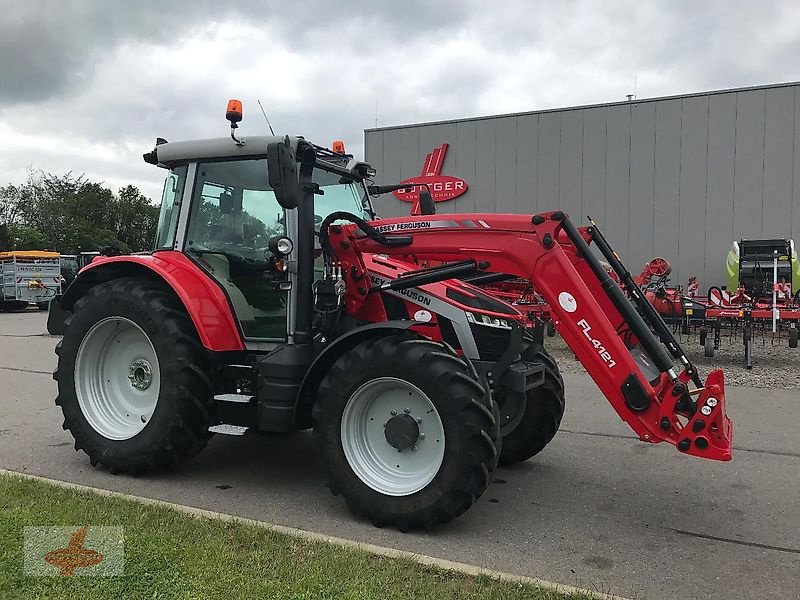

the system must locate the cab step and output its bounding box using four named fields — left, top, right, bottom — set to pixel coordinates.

left=208, top=424, right=249, bottom=436
left=214, top=393, right=255, bottom=403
